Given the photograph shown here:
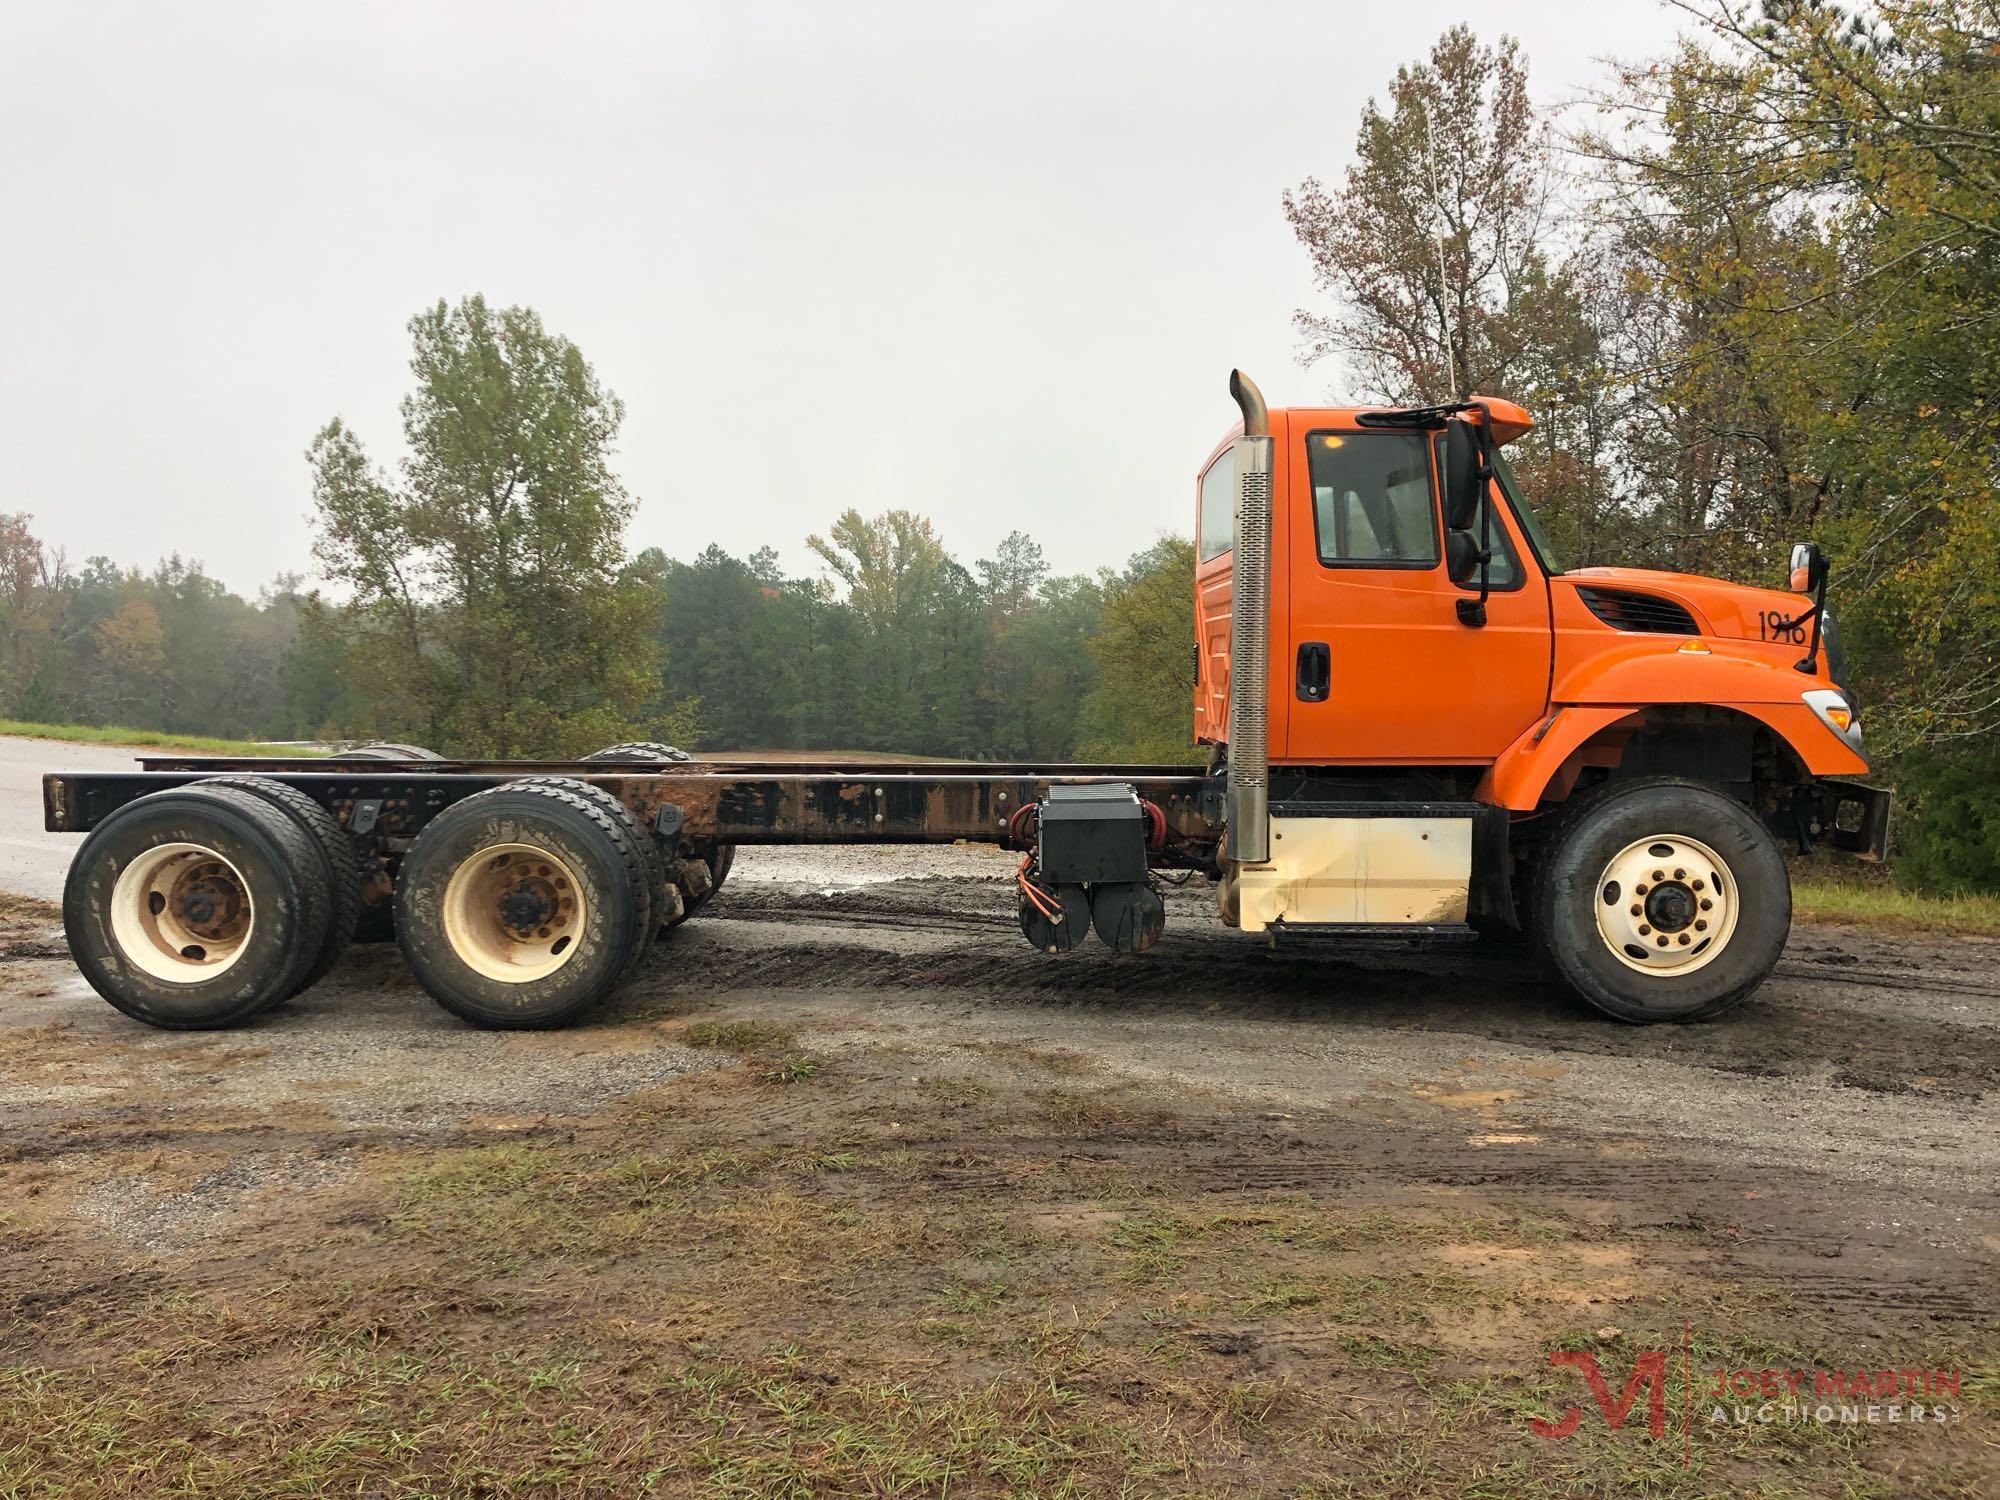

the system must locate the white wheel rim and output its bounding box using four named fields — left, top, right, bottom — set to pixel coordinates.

left=441, top=843, right=588, bottom=983
left=1592, top=833, right=1739, bottom=976
left=108, top=842, right=256, bottom=983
